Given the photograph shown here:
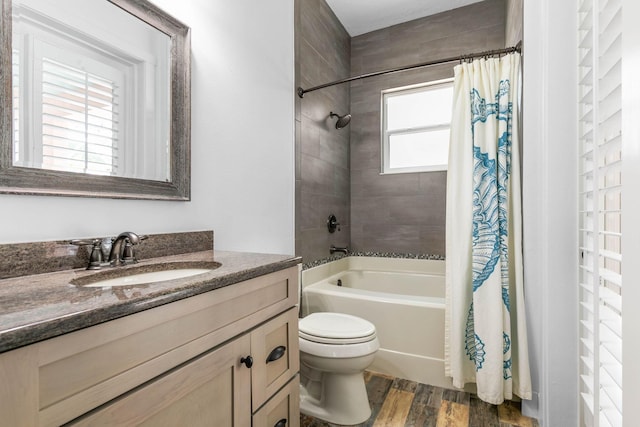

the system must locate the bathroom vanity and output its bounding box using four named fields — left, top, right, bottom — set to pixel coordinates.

left=0, top=250, right=301, bottom=426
